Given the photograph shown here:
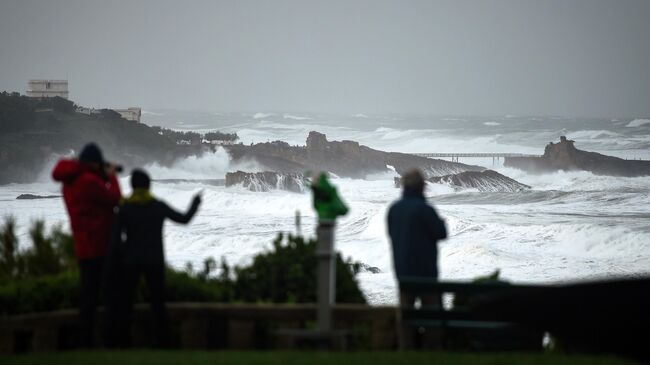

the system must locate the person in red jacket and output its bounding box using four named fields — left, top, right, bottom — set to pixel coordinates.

left=52, top=143, right=122, bottom=347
